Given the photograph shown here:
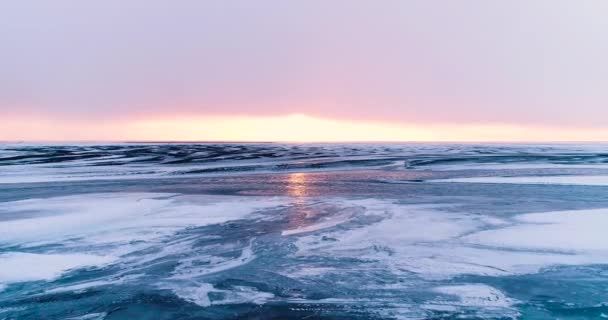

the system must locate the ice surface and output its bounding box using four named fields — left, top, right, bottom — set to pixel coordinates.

left=292, top=200, right=608, bottom=279
left=170, top=283, right=215, bottom=307
left=3, top=143, right=608, bottom=319
left=0, top=193, right=285, bottom=247
left=437, top=175, right=608, bottom=186
left=64, top=313, right=107, bottom=320
left=282, top=209, right=355, bottom=236
left=0, top=193, right=285, bottom=290
left=424, top=163, right=608, bottom=171
left=168, top=283, right=274, bottom=307
left=432, top=284, right=514, bottom=308
left=44, top=275, right=142, bottom=294
left=0, top=252, right=114, bottom=285
left=425, top=284, right=520, bottom=318
left=171, top=241, right=257, bottom=279
left=465, top=208, right=608, bottom=252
